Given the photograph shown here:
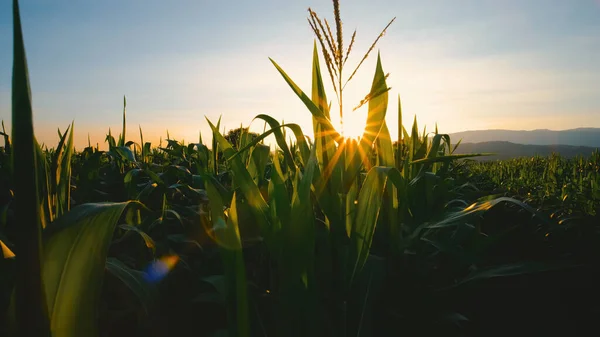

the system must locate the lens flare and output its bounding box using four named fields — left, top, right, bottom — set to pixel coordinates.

left=144, top=254, right=180, bottom=283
